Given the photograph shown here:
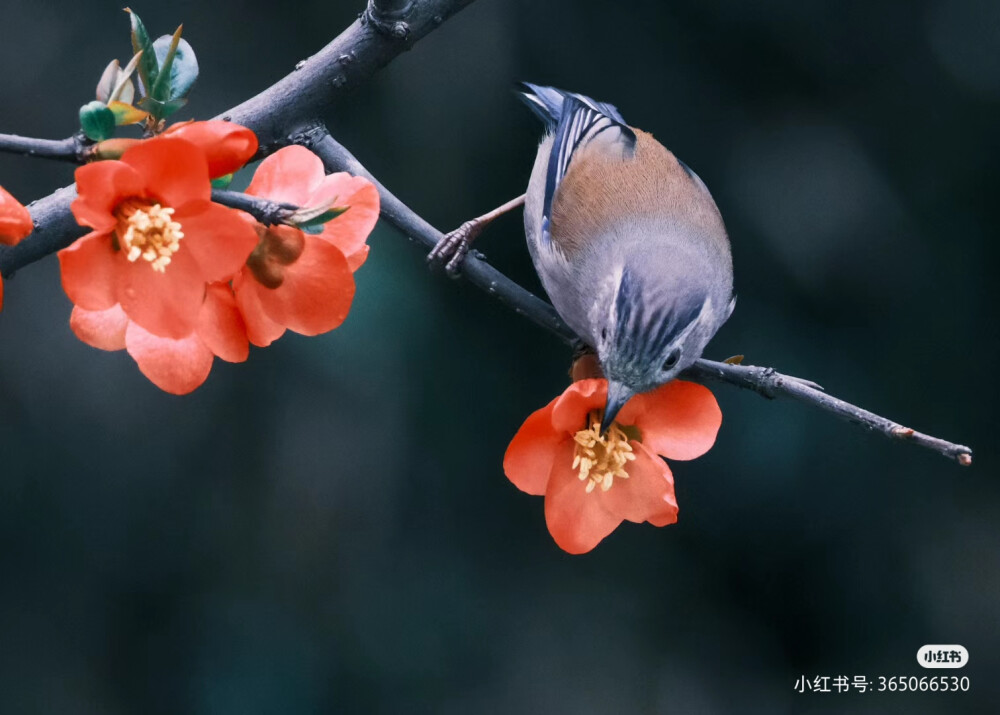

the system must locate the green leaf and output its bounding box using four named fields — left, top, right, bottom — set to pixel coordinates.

left=152, top=31, right=198, bottom=102
left=294, top=205, right=350, bottom=229
left=150, top=26, right=180, bottom=102
left=126, top=8, right=159, bottom=98
left=107, top=100, right=148, bottom=126
left=110, top=51, right=144, bottom=104
left=210, top=173, right=234, bottom=190
left=138, top=96, right=188, bottom=120
left=95, top=59, right=120, bottom=102
left=79, top=101, right=116, bottom=141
